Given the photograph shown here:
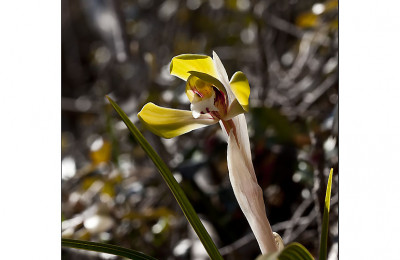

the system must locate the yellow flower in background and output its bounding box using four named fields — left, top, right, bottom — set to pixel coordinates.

left=138, top=52, right=281, bottom=254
